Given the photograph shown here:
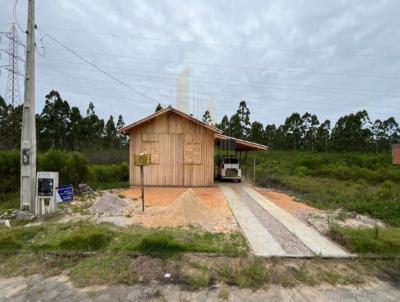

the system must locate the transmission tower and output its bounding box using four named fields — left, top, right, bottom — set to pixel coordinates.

left=1, top=23, right=24, bottom=107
